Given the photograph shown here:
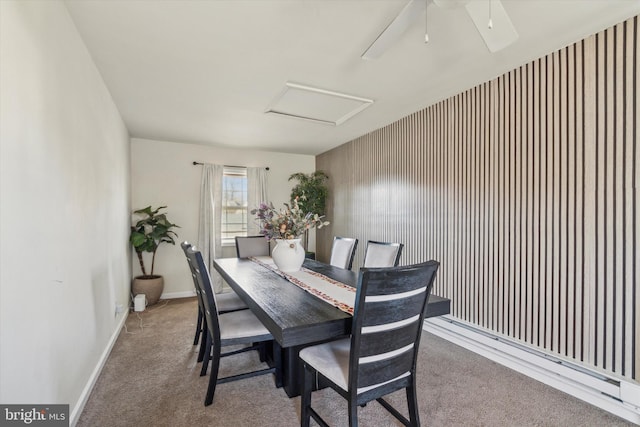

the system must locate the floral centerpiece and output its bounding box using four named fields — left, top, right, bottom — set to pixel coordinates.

left=251, top=197, right=329, bottom=241
left=251, top=198, right=329, bottom=272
